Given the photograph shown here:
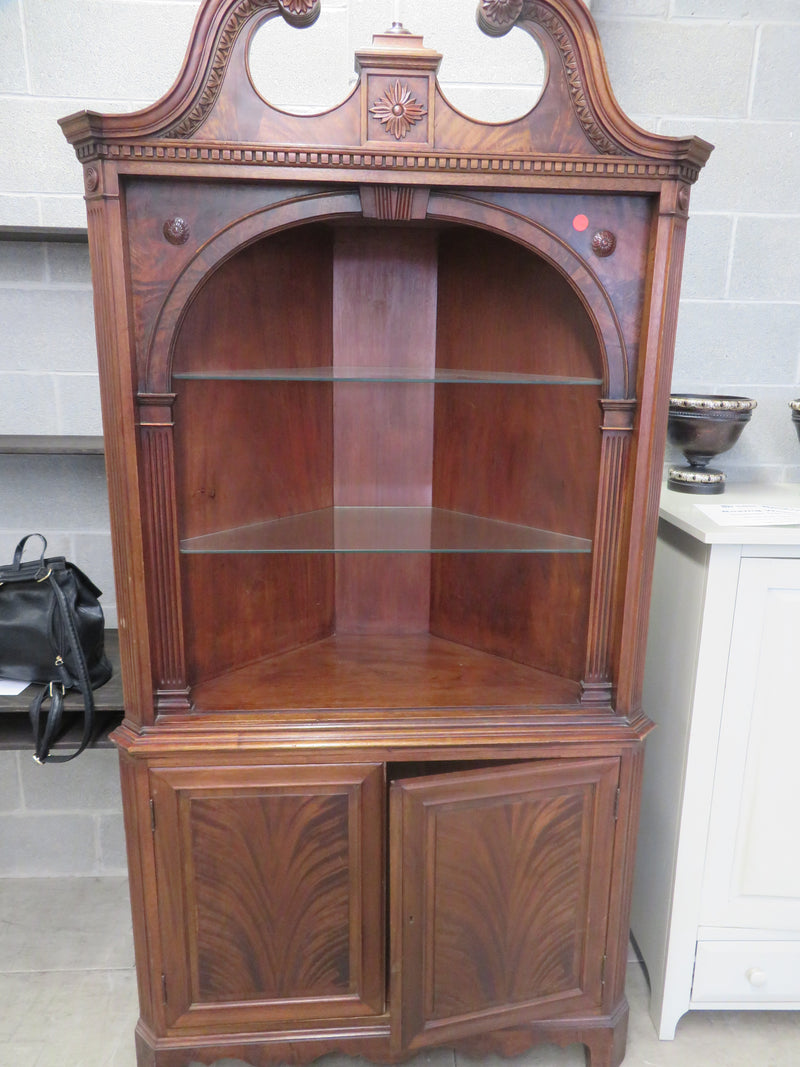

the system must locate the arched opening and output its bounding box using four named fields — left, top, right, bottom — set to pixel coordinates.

left=168, top=218, right=605, bottom=707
